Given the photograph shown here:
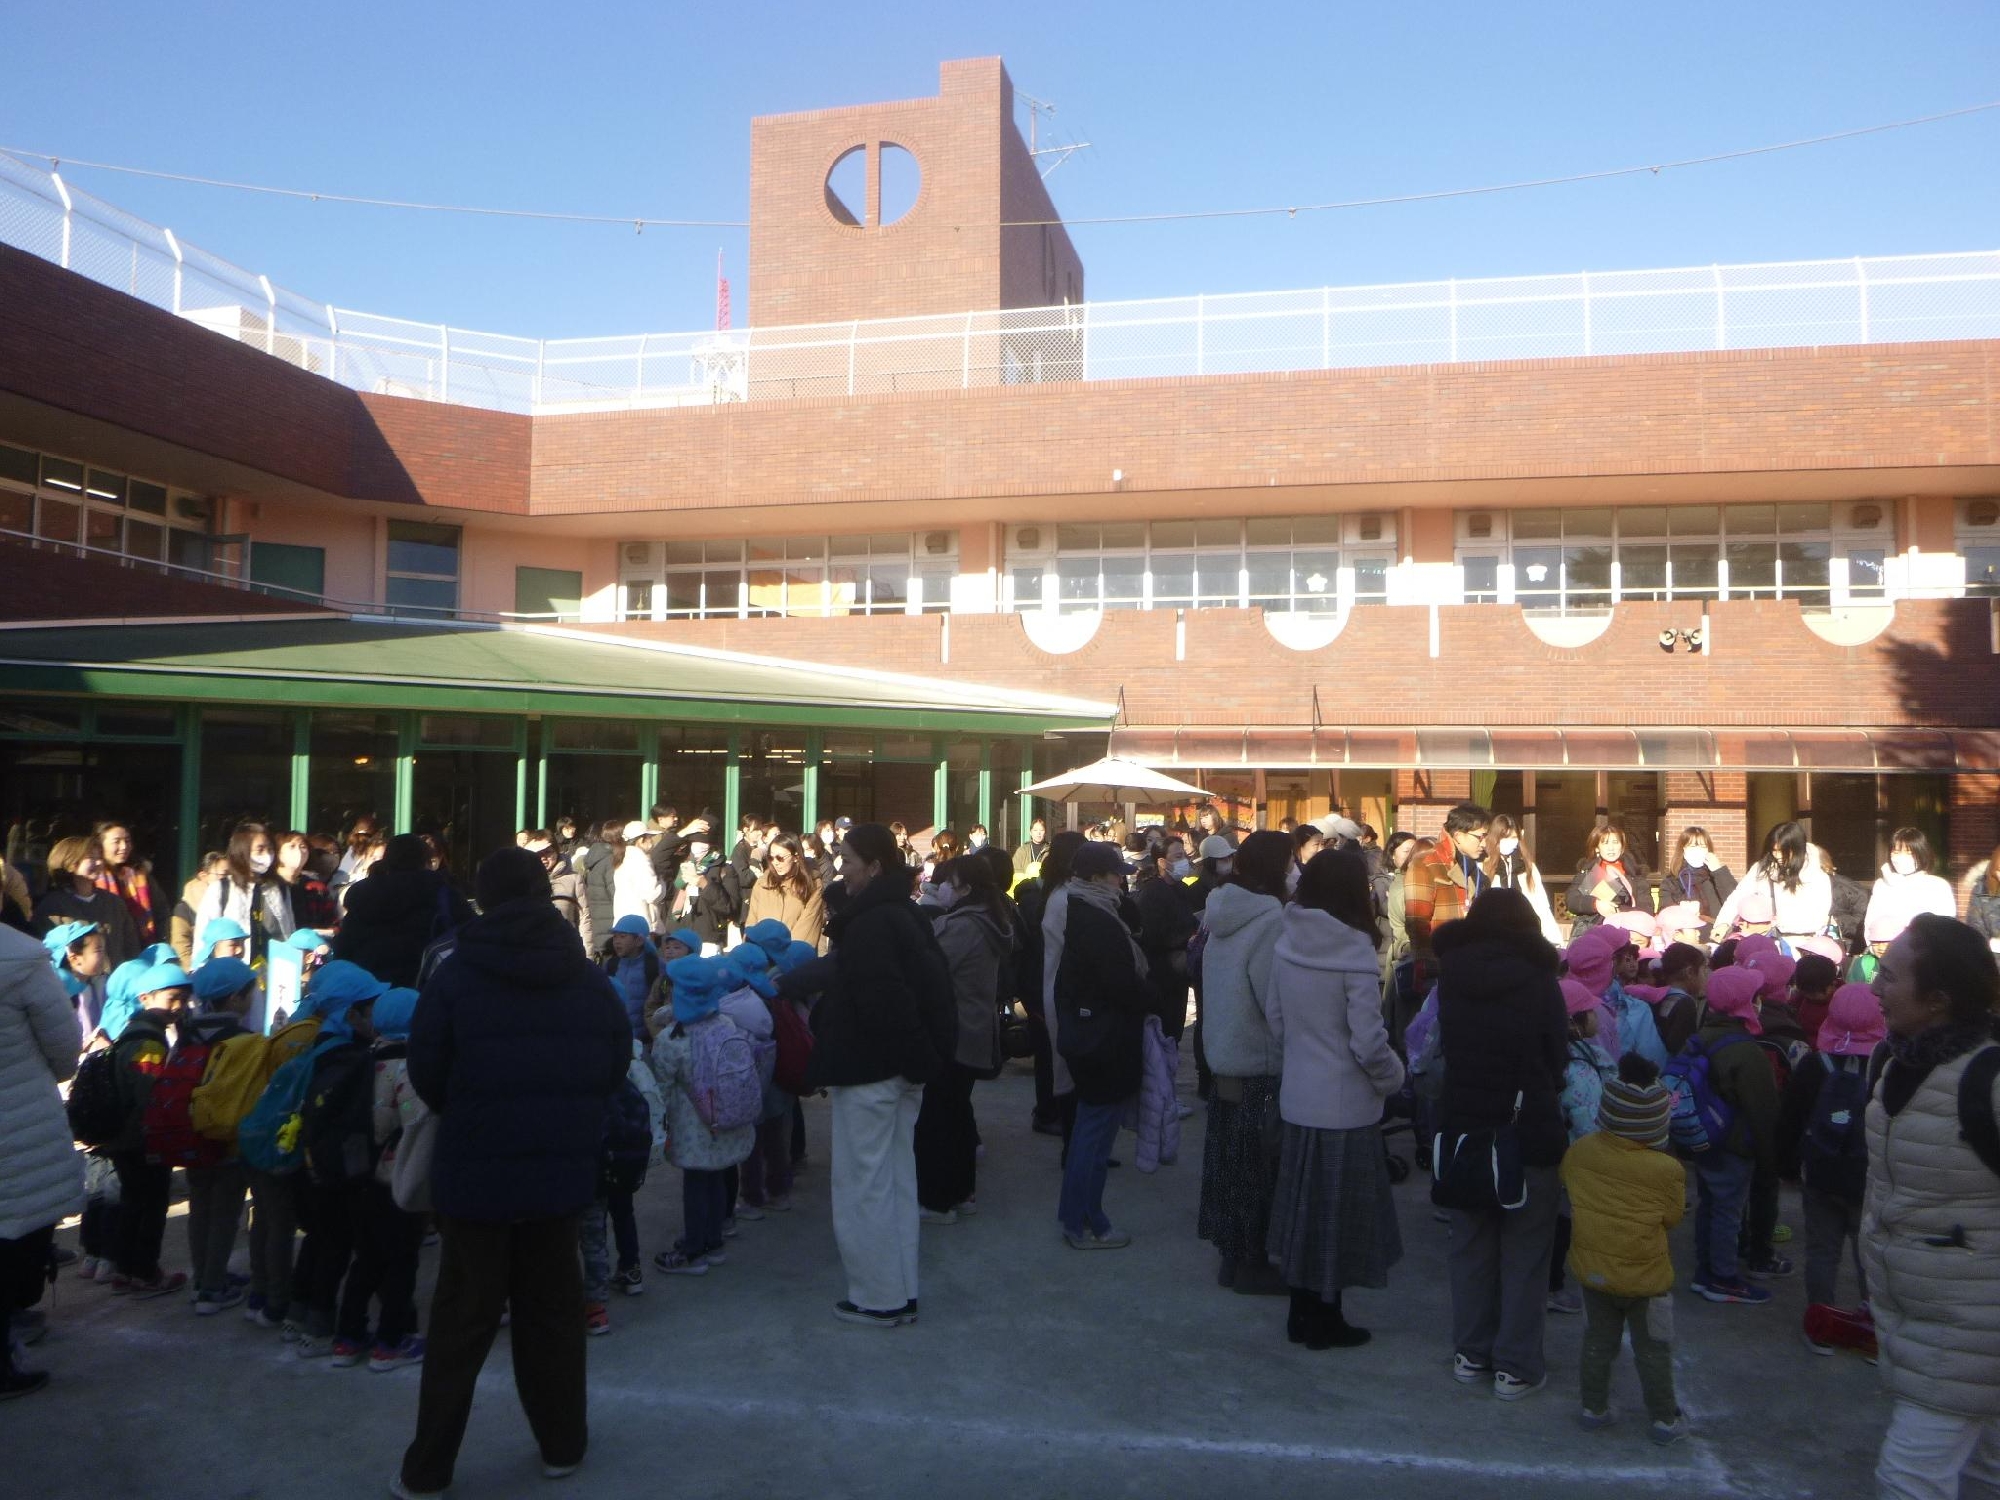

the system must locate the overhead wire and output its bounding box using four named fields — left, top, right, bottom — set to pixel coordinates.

left=3, top=97, right=1994, bottom=236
